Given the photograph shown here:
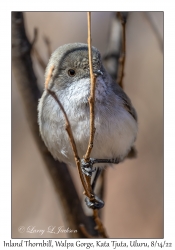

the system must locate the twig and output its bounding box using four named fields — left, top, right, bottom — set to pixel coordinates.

left=96, top=168, right=106, bottom=218
left=98, top=169, right=105, bottom=202
left=83, top=12, right=97, bottom=207
left=79, top=224, right=96, bottom=238
left=83, top=12, right=96, bottom=204
left=93, top=209, right=108, bottom=238
left=47, top=91, right=91, bottom=197
left=43, top=35, right=52, bottom=59
left=102, top=13, right=122, bottom=81
left=83, top=11, right=108, bottom=238
left=116, top=12, right=127, bottom=89
left=30, top=28, right=47, bottom=70
left=143, top=12, right=163, bottom=51
left=45, top=65, right=54, bottom=89
left=45, top=67, right=91, bottom=199
left=84, top=12, right=96, bottom=162
left=33, top=47, right=47, bottom=71
left=31, top=28, right=38, bottom=47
